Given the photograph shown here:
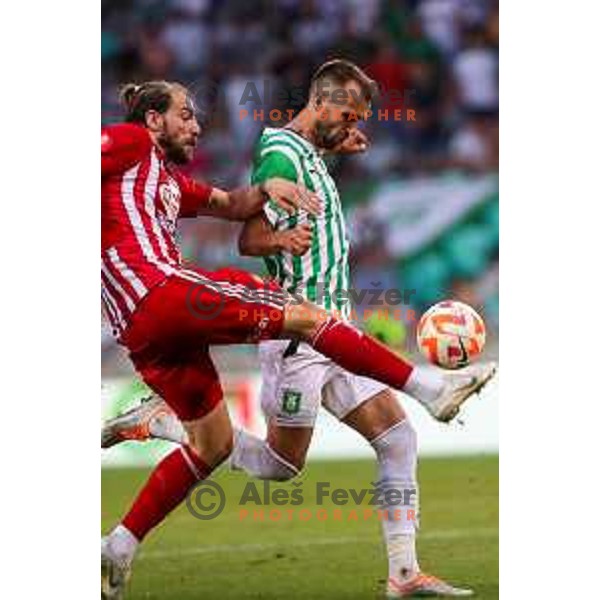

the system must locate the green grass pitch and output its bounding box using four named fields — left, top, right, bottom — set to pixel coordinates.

left=102, top=454, right=498, bottom=599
